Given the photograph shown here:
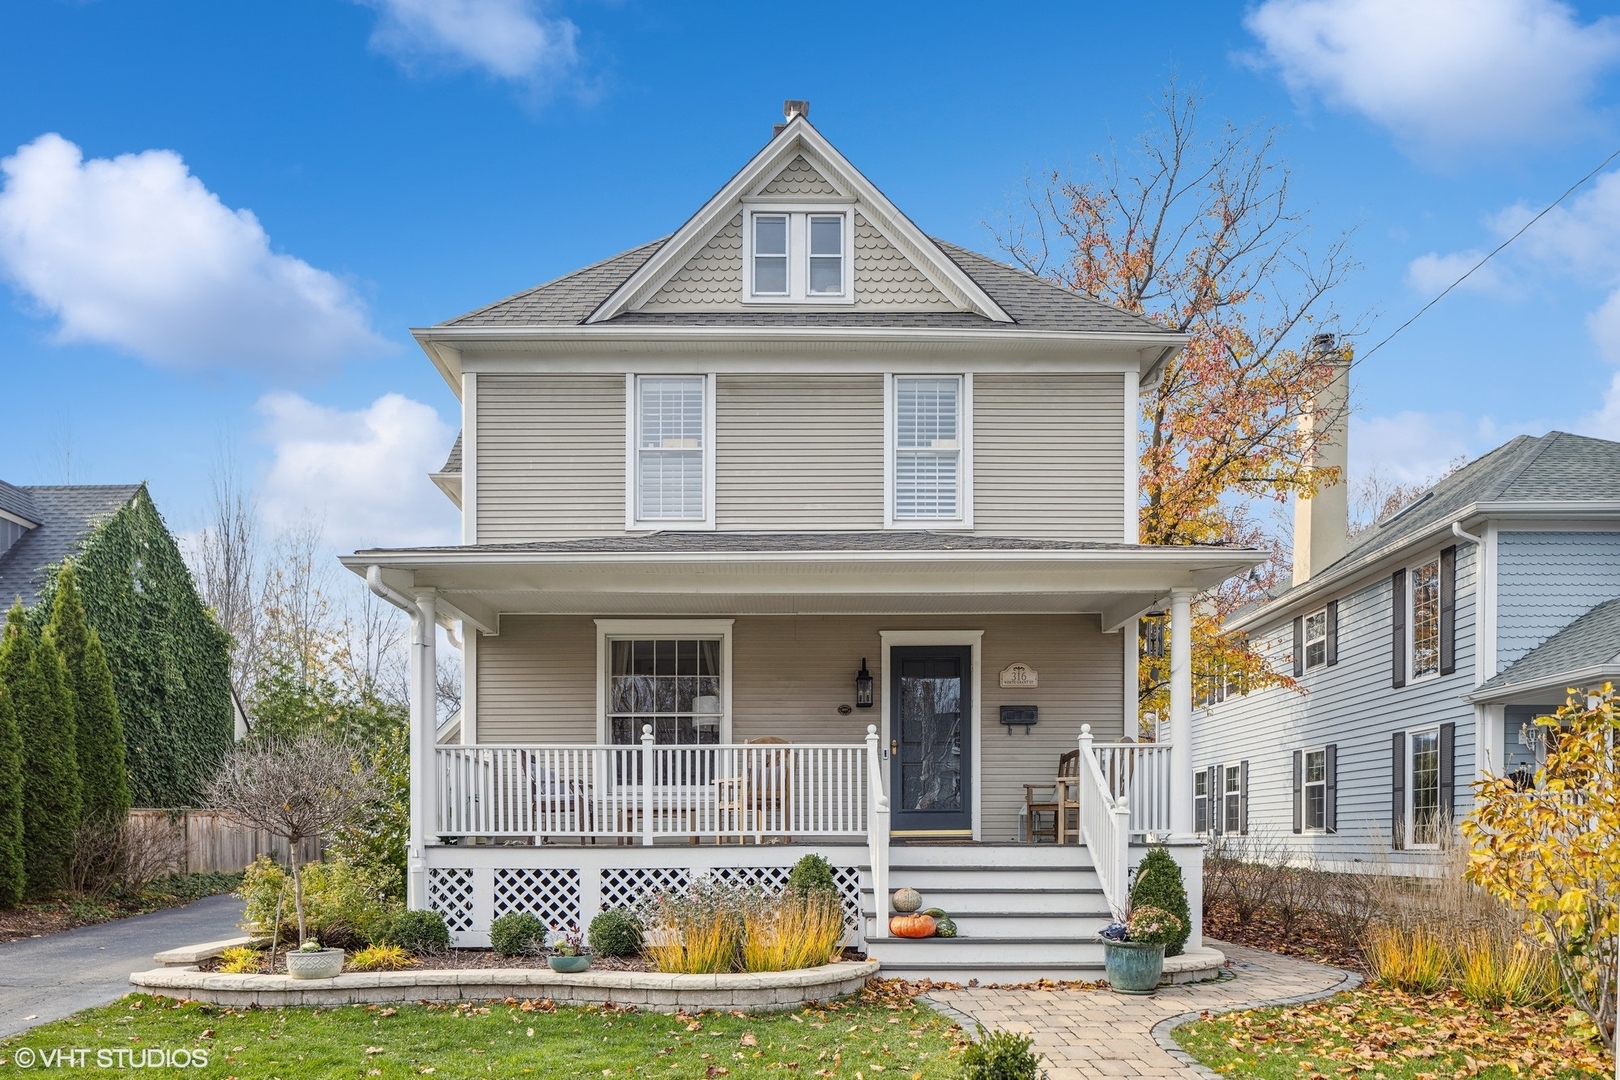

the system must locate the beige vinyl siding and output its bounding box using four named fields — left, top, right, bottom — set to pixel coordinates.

left=475, top=616, right=599, bottom=743
left=973, top=373, right=1126, bottom=540
left=715, top=374, right=884, bottom=530
left=473, top=613, right=1122, bottom=841
left=475, top=374, right=625, bottom=541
